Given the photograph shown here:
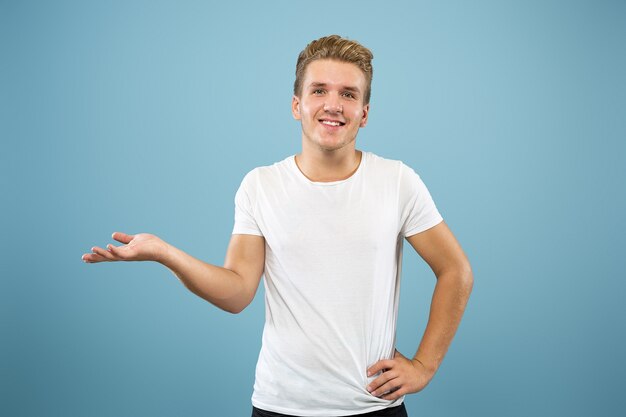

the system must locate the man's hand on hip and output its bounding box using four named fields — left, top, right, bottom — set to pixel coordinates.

left=366, top=350, right=434, bottom=400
